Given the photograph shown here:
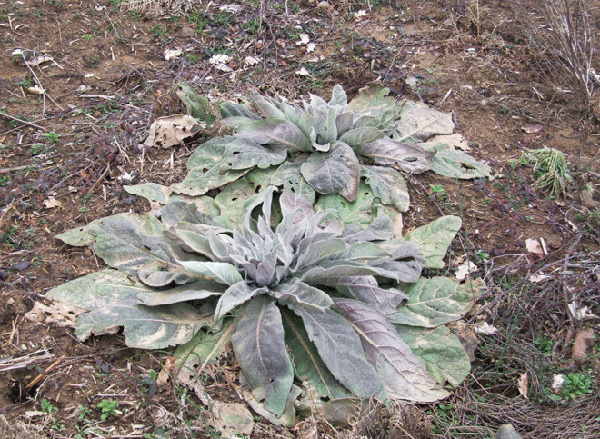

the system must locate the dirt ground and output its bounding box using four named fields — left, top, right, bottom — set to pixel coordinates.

left=1, top=0, right=599, bottom=437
